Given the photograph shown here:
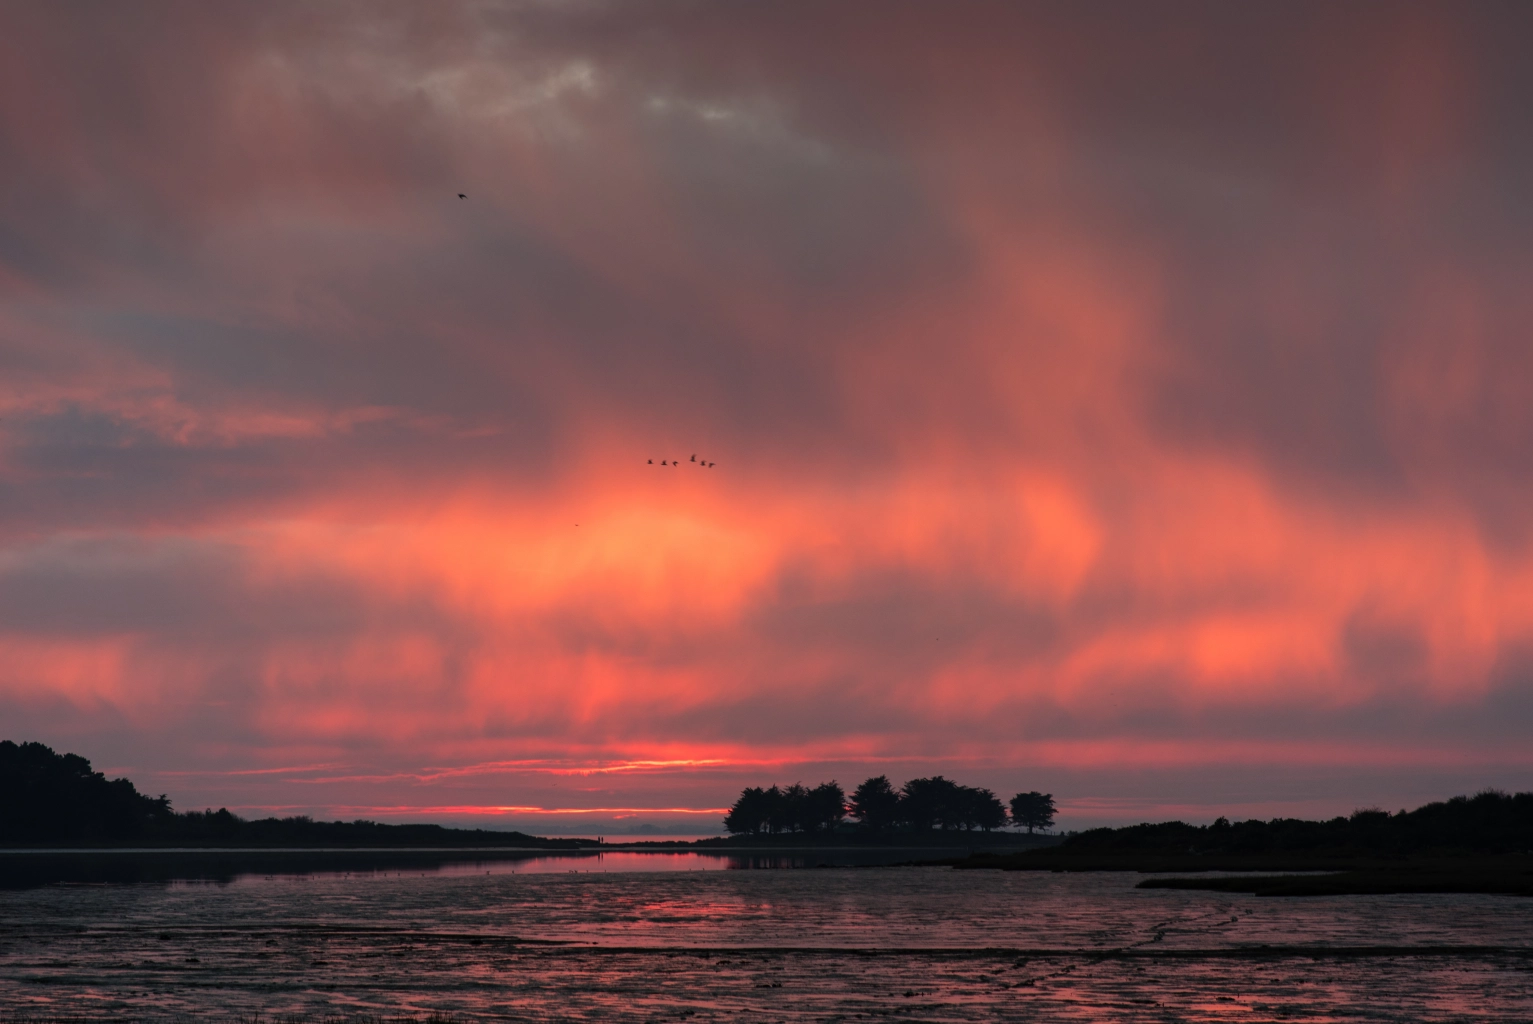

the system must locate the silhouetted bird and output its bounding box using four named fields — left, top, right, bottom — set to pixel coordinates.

left=458, top=193, right=466, bottom=199
left=661, top=460, right=668, bottom=466
left=647, top=459, right=653, bottom=464
left=708, top=462, right=715, bottom=468
left=691, top=454, right=697, bottom=462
